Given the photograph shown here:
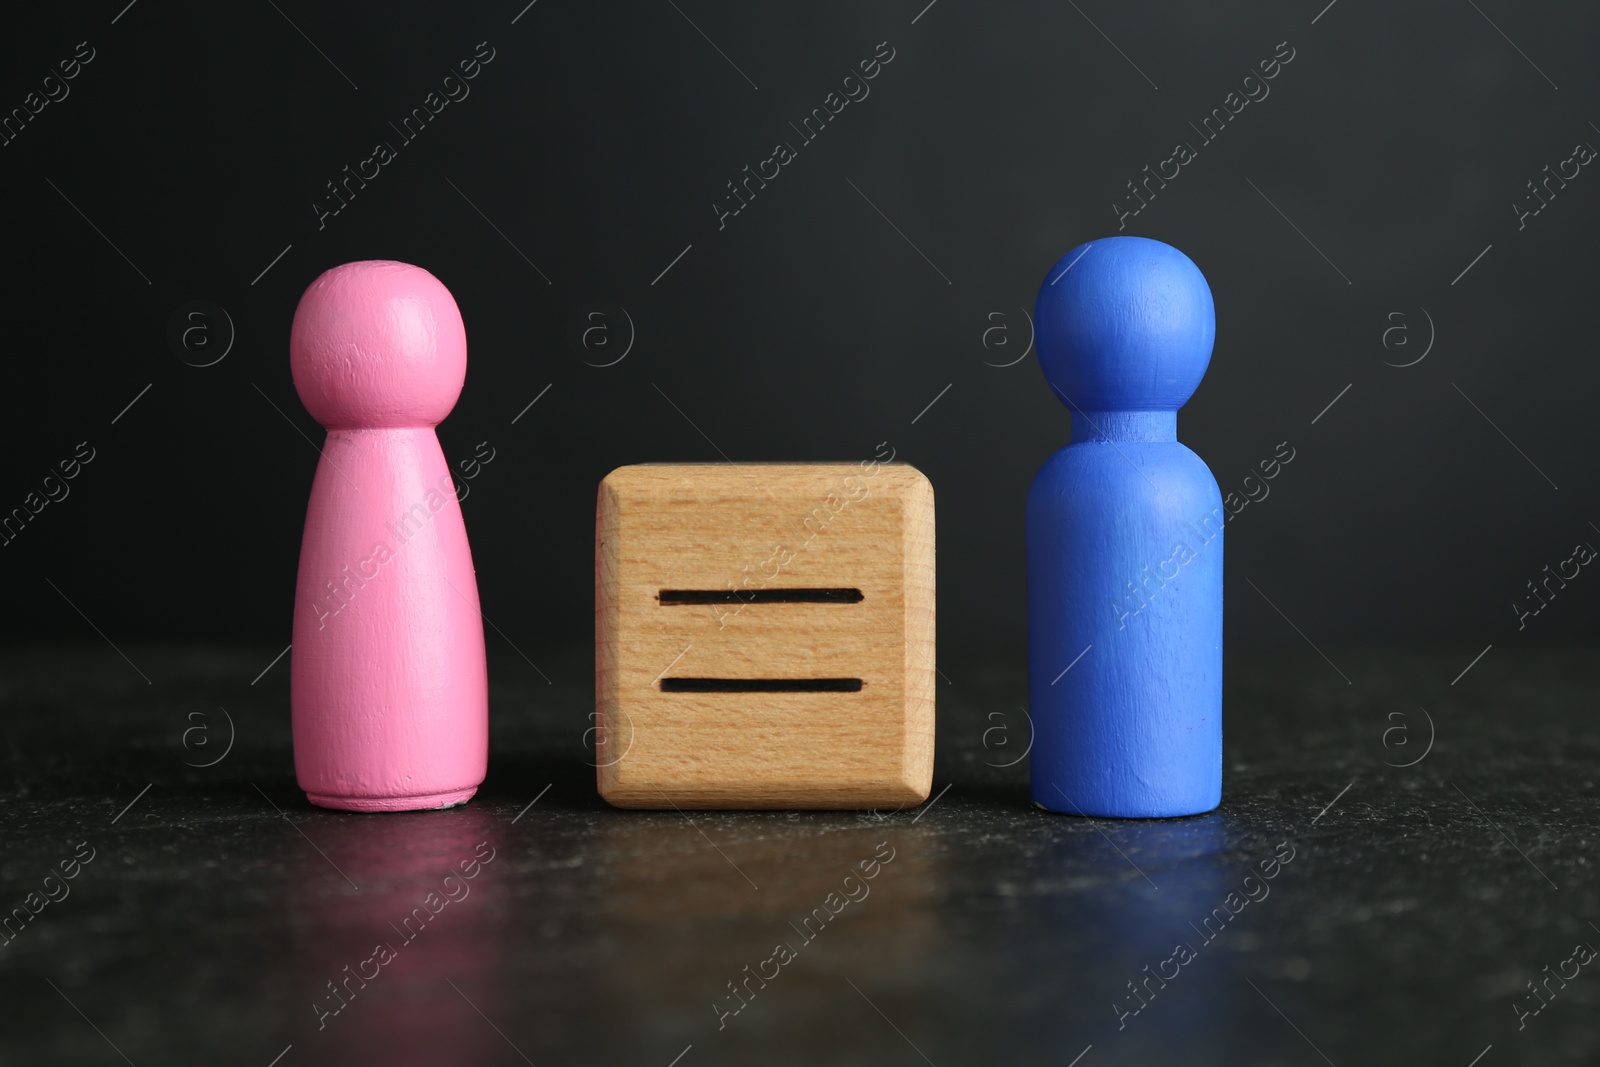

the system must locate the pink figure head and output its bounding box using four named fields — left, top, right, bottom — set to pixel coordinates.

left=290, top=260, right=467, bottom=430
